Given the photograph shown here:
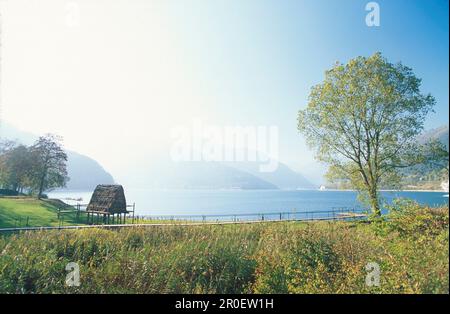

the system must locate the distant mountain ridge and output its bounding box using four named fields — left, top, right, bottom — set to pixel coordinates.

left=128, top=161, right=278, bottom=190
left=224, top=160, right=315, bottom=189
left=120, top=155, right=314, bottom=190
left=0, top=123, right=284, bottom=190
left=418, top=125, right=449, bottom=149
left=3, top=122, right=446, bottom=191
left=65, top=151, right=115, bottom=190
left=0, top=122, right=115, bottom=190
